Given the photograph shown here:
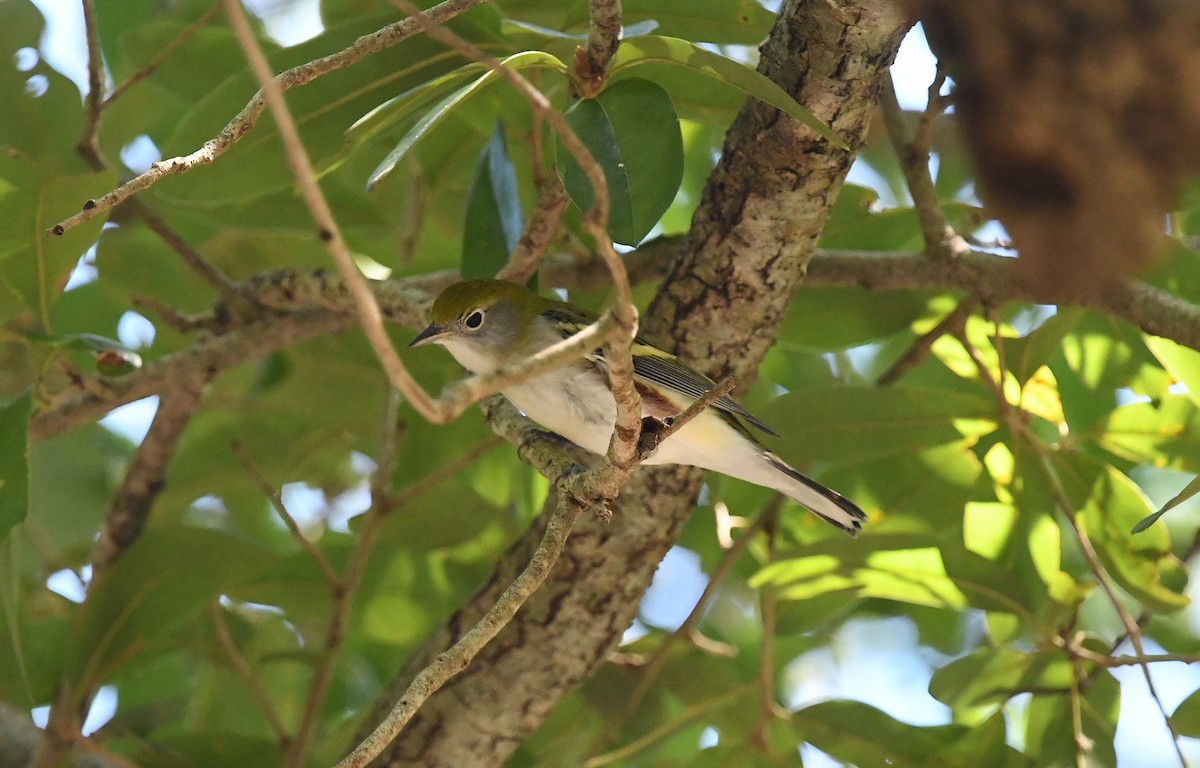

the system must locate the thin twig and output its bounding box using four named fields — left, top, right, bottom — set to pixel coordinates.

left=209, top=602, right=292, bottom=748
left=878, top=297, right=976, bottom=385
left=333, top=480, right=589, bottom=768
left=495, top=176, right=570, bottom=284
left=132, top=201, right=244, bottom=306
left=76, top=0, right=107, bottom=169
left=286, top=391, right=403, bottom=768
left=589, top=503, right=771, bottom=753
left=636, top=375, right=738, bottom=459
left=1069, top=652, right=1090, bottom=768
left=754, top=506, right=782, bottom=749
left=104, top=3, right=223, bottom=106
left=70, top=731, right=142, bottom=768
left=89, top=382, right=209, bottom=580
left=1064, top=644, right=1200, bottom=669
left=1034, top=449, right=1188, bottom=767
left=389, top=434, right=505, bottom=508
left=880, top=69, right=968, bottom=258
left=48, top=0, right=490, bottom=236
left=131, top=294, right=212, bottom=334
left=223, top=0, right=445, bottom=423
left=231, top=440, right=341, bottom=589
left=582, top=683, right=757, bottom=768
